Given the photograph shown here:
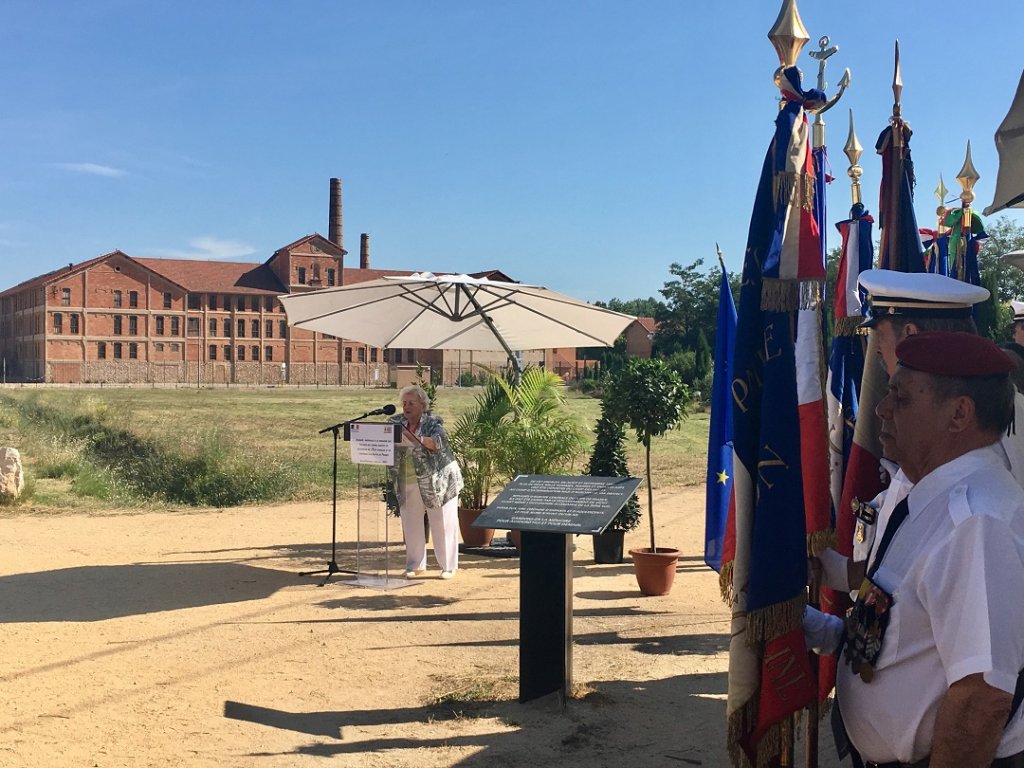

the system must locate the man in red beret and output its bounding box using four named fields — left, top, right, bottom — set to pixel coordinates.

left=806, top=331, right=1024, bottom=768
